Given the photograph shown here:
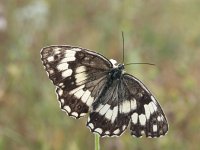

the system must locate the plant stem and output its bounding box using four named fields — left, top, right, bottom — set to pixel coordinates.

left=95, top=134, right=100, bottom=150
